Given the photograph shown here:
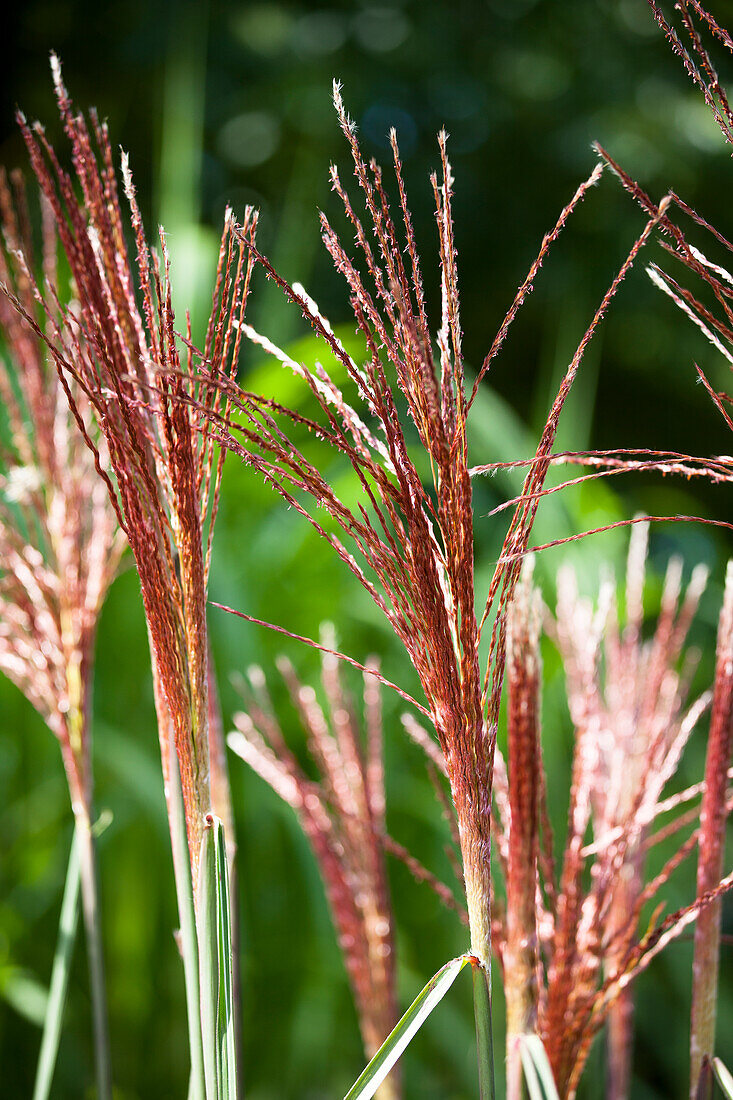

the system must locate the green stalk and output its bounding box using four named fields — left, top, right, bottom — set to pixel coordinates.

left=32, top=828, right=81, bottom=1100
left=75, top=808, right=112, bottom=1100
left=170, top=741, right=206, bottom=1100
left=65, top=664, right=111, bottom=1100
left=471, top=959, right=496, bottom=1100
left=196, top=814, right=240, bottom=1100
left=196, top=819, right=218, bottom=1099
left=463, top=830, right=495, bottom=1100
